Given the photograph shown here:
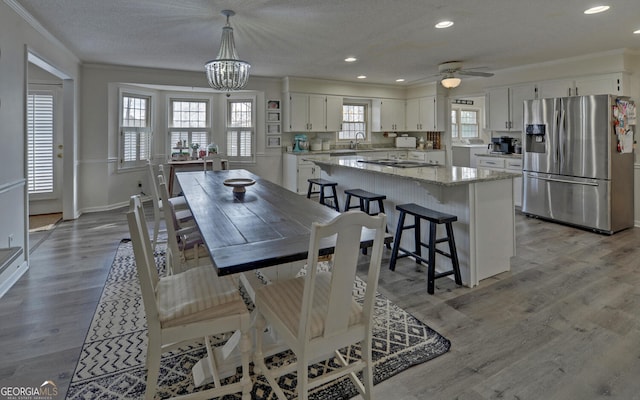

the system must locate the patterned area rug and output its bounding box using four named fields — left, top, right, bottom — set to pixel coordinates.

left=66, top=240, right=450, bottom=399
